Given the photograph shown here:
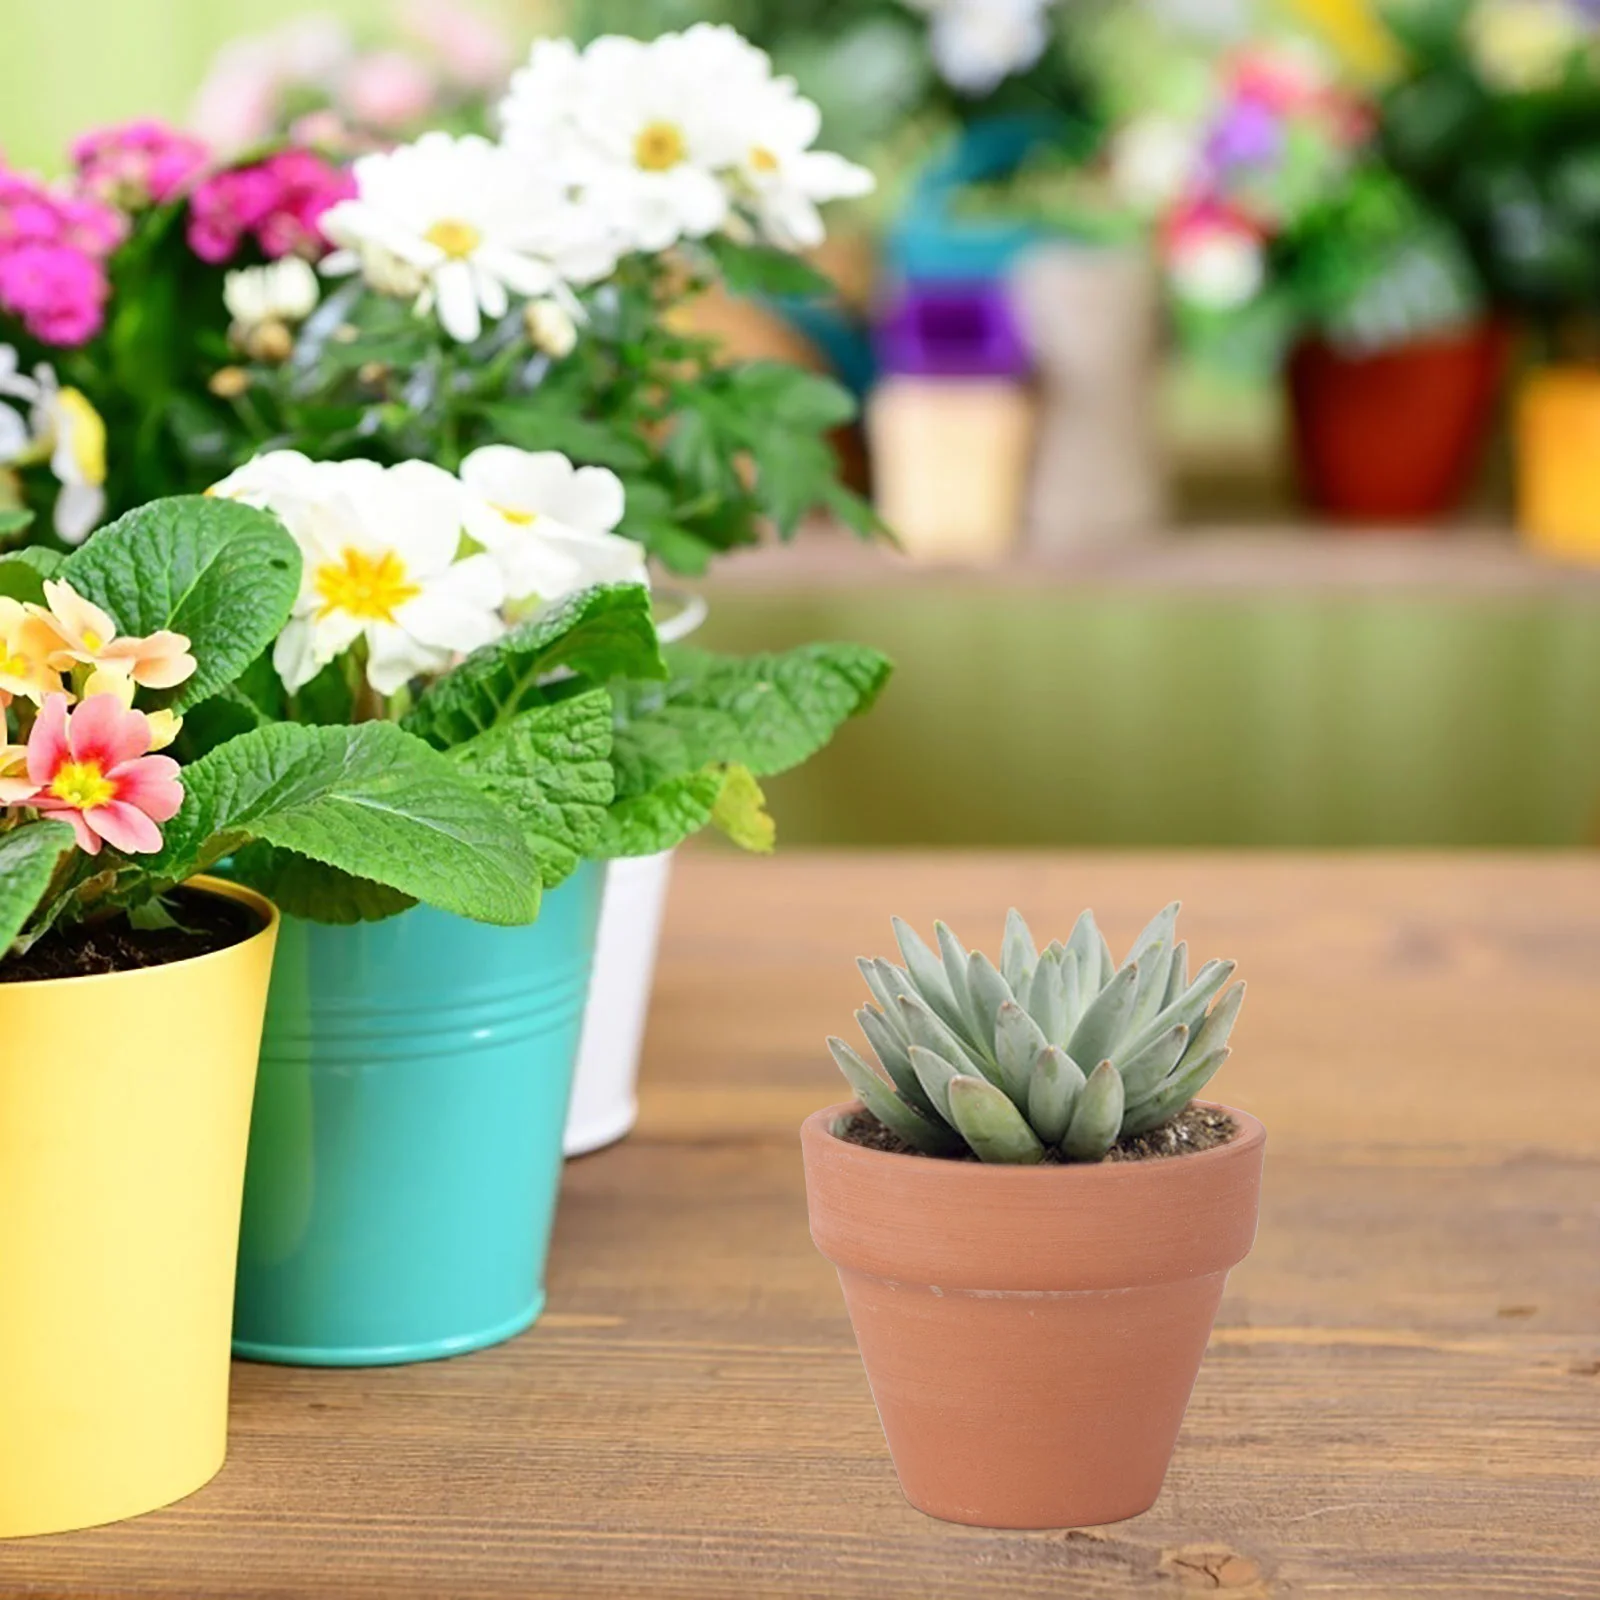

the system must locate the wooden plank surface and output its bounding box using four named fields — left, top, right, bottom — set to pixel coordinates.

left=5, top=853, right=1599, bottom=1599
